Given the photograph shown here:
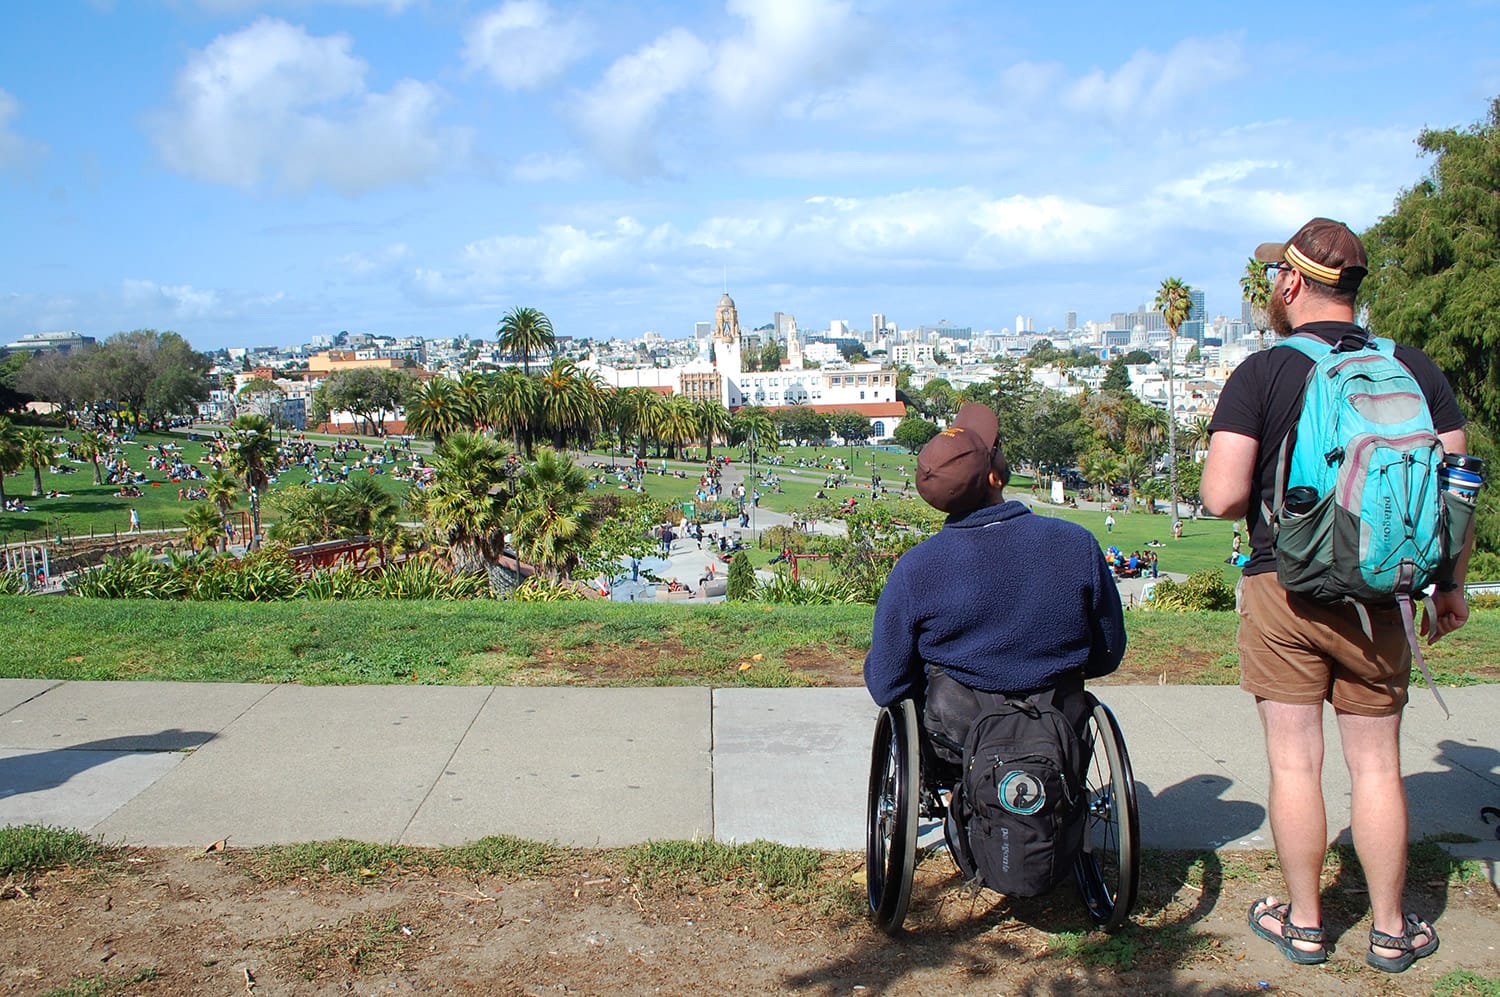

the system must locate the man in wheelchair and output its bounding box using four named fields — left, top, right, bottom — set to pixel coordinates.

left=862, top=404, right=1129, bottom=923
left=864, top=402, right=1126, bottom=757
